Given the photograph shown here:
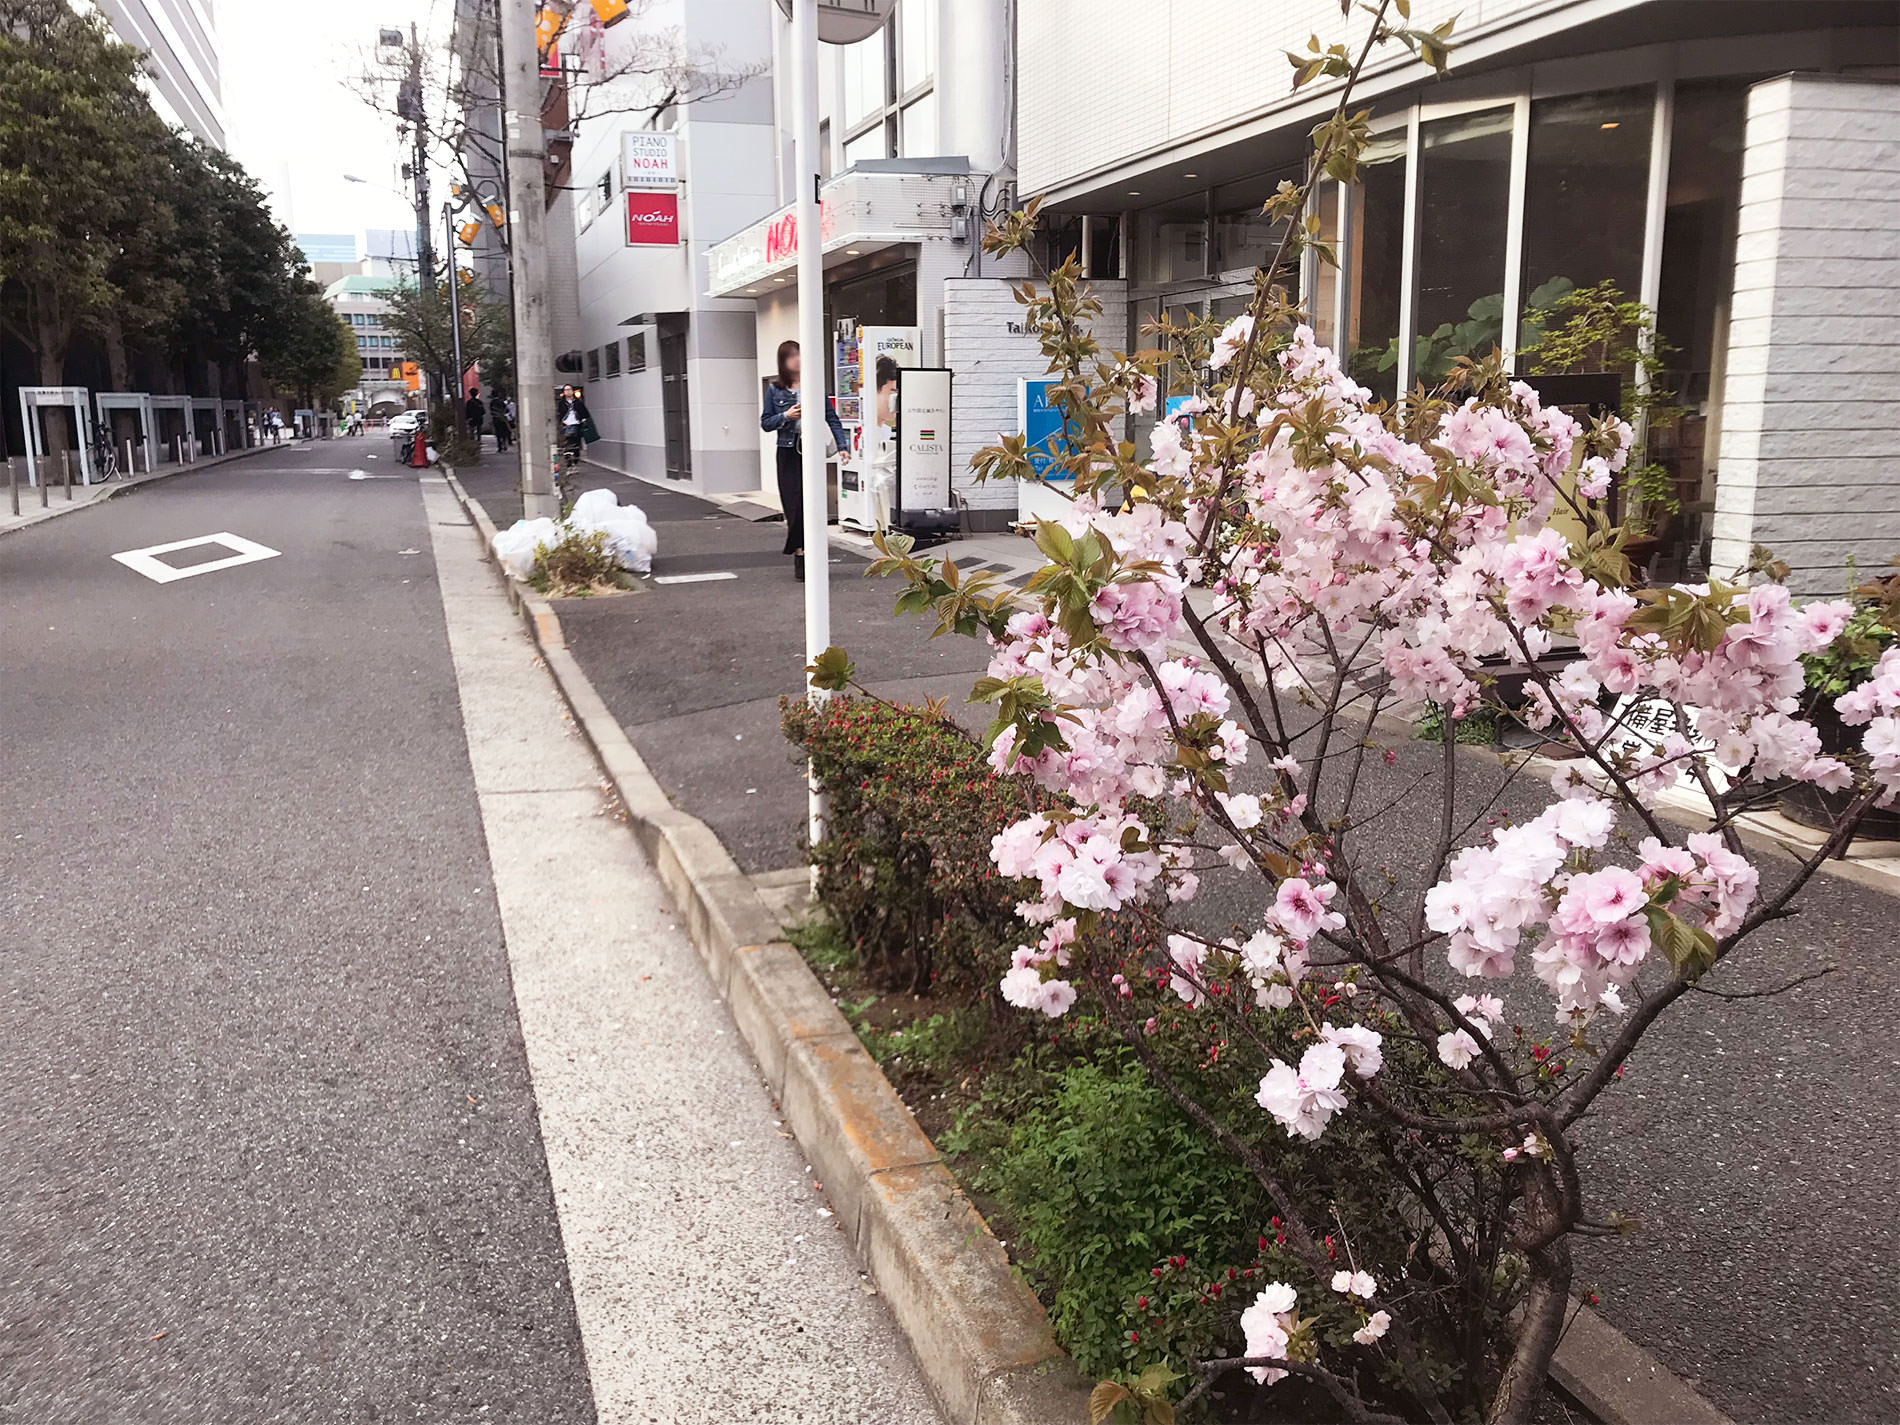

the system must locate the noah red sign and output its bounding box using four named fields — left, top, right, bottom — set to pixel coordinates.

left=625, top=191, right=679, bottom=246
